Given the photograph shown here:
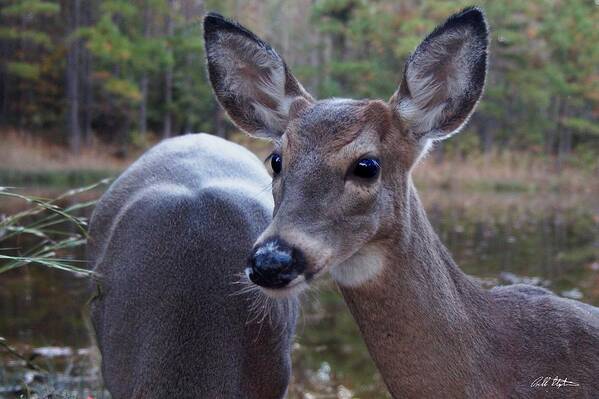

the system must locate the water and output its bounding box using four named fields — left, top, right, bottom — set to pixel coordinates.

left=1, top=187, right=598, bottom=398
